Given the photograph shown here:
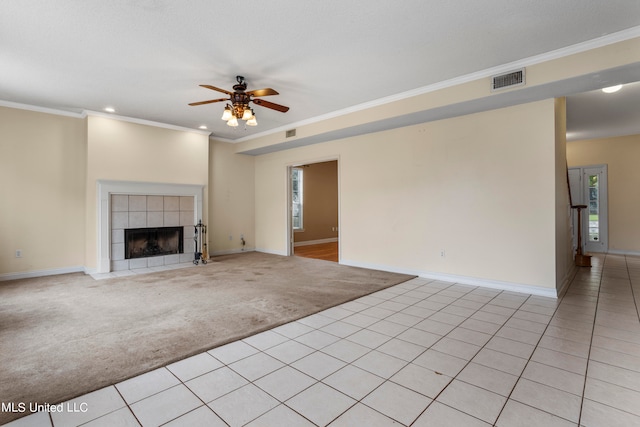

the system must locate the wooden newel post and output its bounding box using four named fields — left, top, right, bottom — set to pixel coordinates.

left=571, top=205, right=591, bottom=267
